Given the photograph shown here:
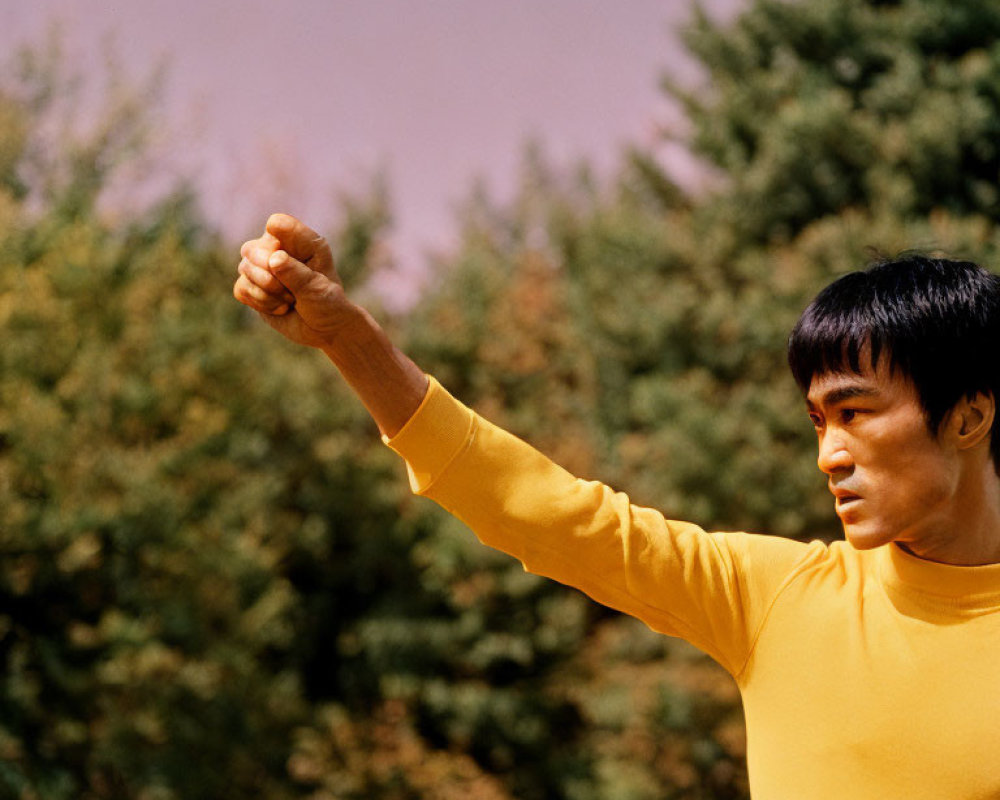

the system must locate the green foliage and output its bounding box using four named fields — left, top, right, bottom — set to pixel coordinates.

left=0, top=41, right=595, bottom=800
left=678, top=0, right=1000, bottom=242
left=5, top=1, right=1000, bottom=798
